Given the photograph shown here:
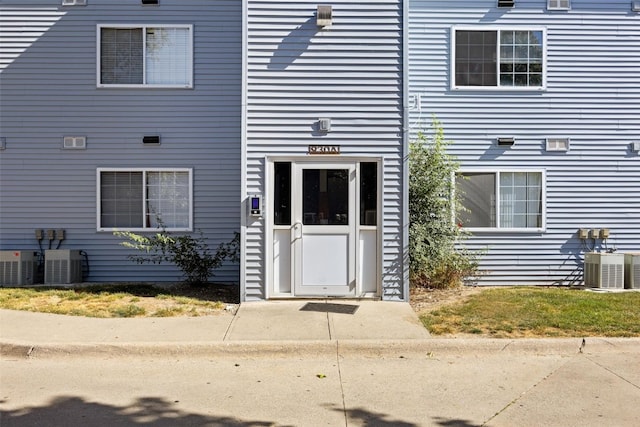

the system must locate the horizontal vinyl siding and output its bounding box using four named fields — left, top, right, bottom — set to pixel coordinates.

left=245, top=1, right=406, bottom=300
left=409, top=0, right=640, bottom=285
left=0, top=1, right=242, bottom=283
